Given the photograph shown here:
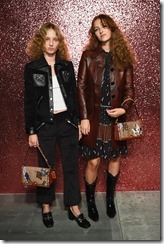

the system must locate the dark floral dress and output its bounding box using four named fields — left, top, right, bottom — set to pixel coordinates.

left=80, top=51, right=128, bottom=160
